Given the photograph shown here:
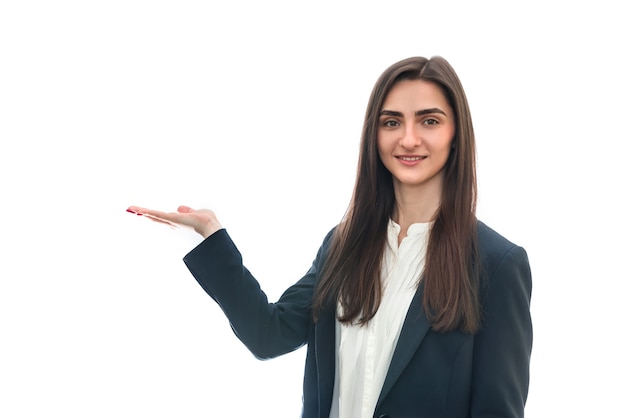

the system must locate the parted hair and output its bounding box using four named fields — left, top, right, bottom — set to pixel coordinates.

left=312, top=56, right=481, bottom=334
